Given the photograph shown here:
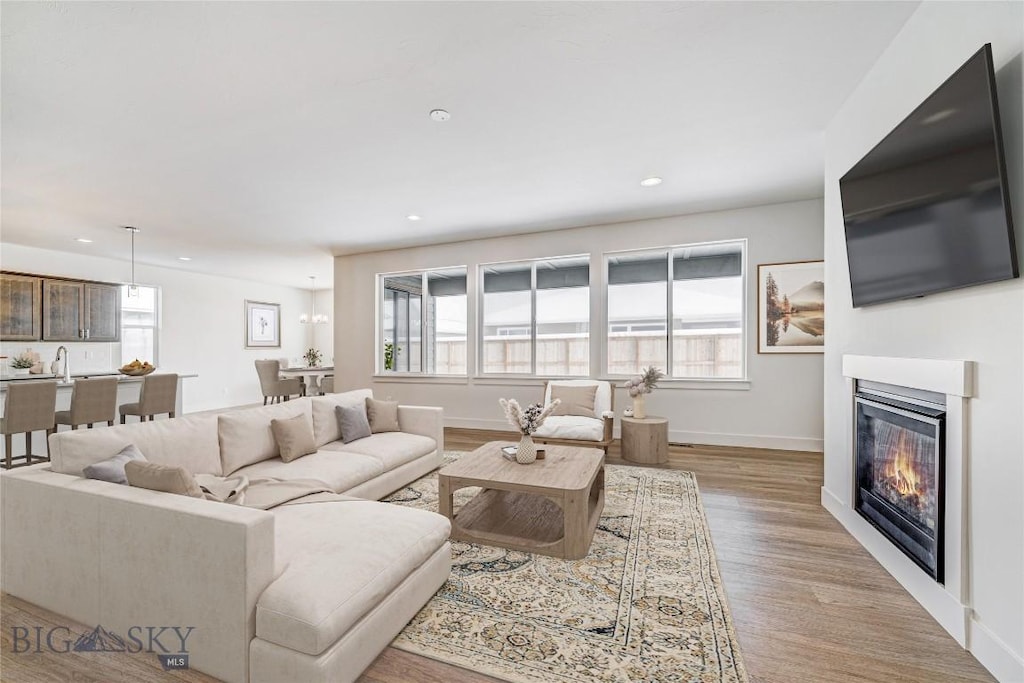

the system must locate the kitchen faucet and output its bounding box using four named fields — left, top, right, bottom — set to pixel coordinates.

left=54, top=346, right=71, bottom=383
